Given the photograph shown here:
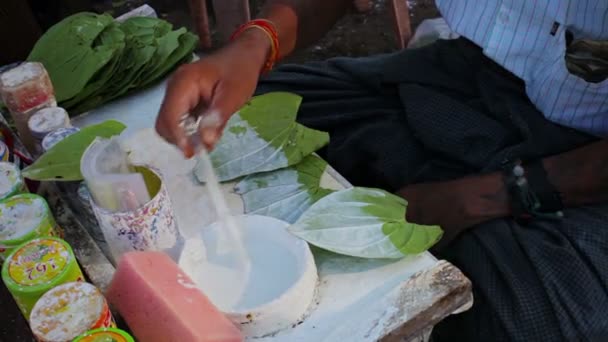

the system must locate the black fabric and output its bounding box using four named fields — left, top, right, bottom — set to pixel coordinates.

left=256, top=38, right=608, bottom=342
